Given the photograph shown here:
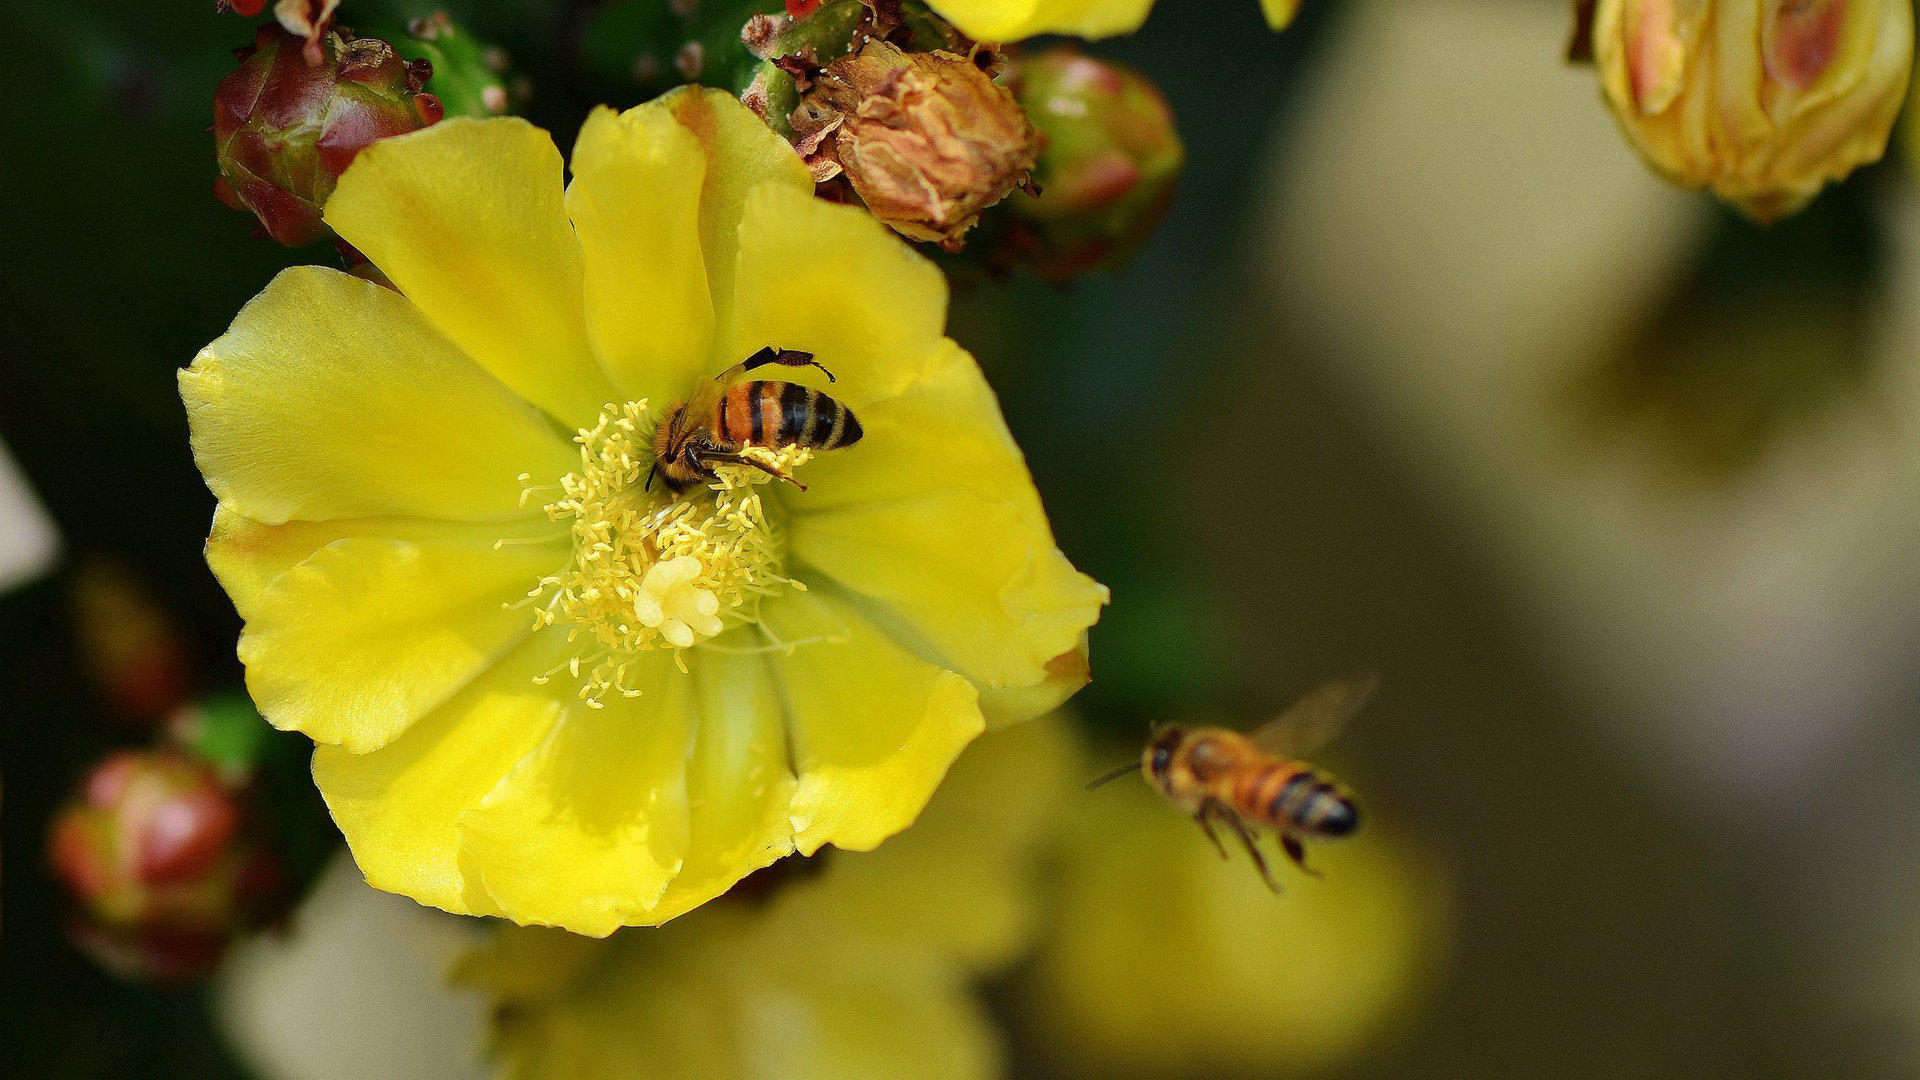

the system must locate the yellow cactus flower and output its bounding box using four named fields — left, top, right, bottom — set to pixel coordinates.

left=1020, top=770, right=1450, bottom=1077
left=457, top=719, right=1080, bottom=1080
left=925, top=0, right=1299, bottom=44
left=1591, top=0, right=1913, bottom=221
left=179, top=87, right=1106, bottom=936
